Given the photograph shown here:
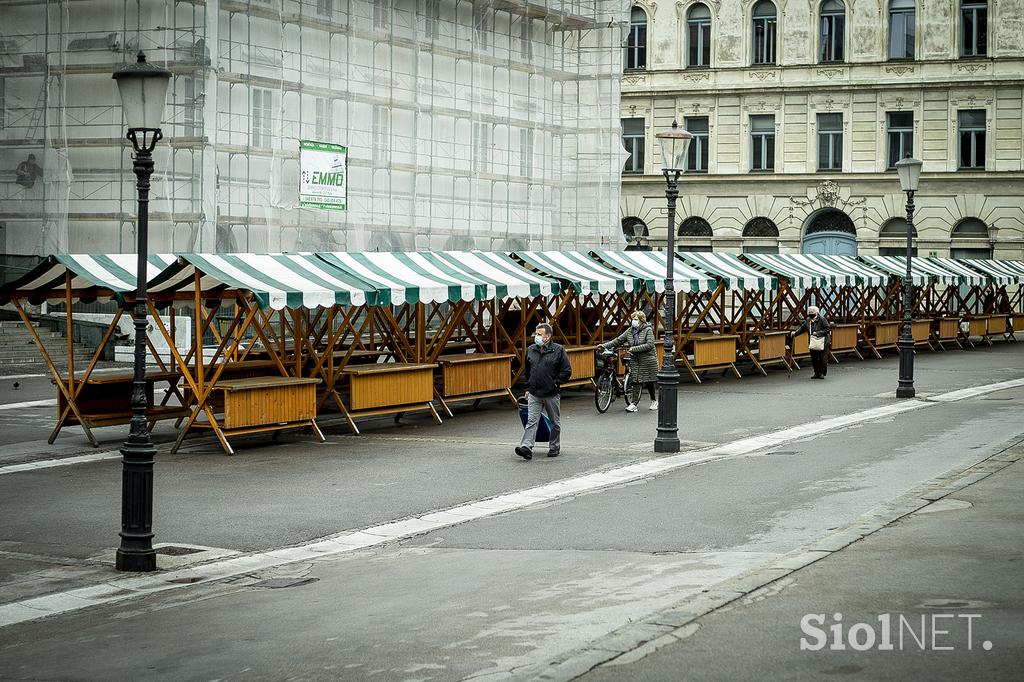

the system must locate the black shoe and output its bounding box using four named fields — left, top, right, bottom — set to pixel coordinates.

left=515, top=446, right=533, bottom=460
left=547, top=450, right=560, bottom=458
